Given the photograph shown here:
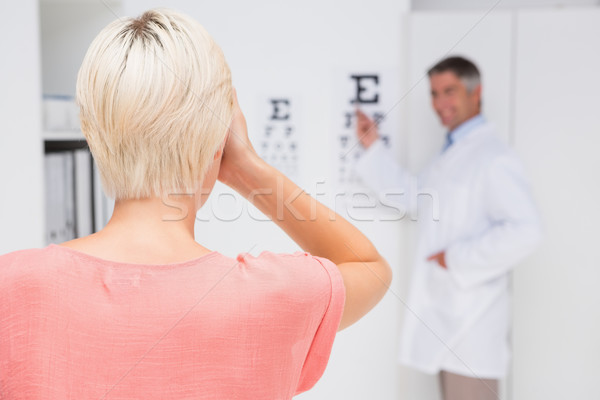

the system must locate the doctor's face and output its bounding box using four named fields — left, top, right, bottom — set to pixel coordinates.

left=429, top=71, right=481, bottom=131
